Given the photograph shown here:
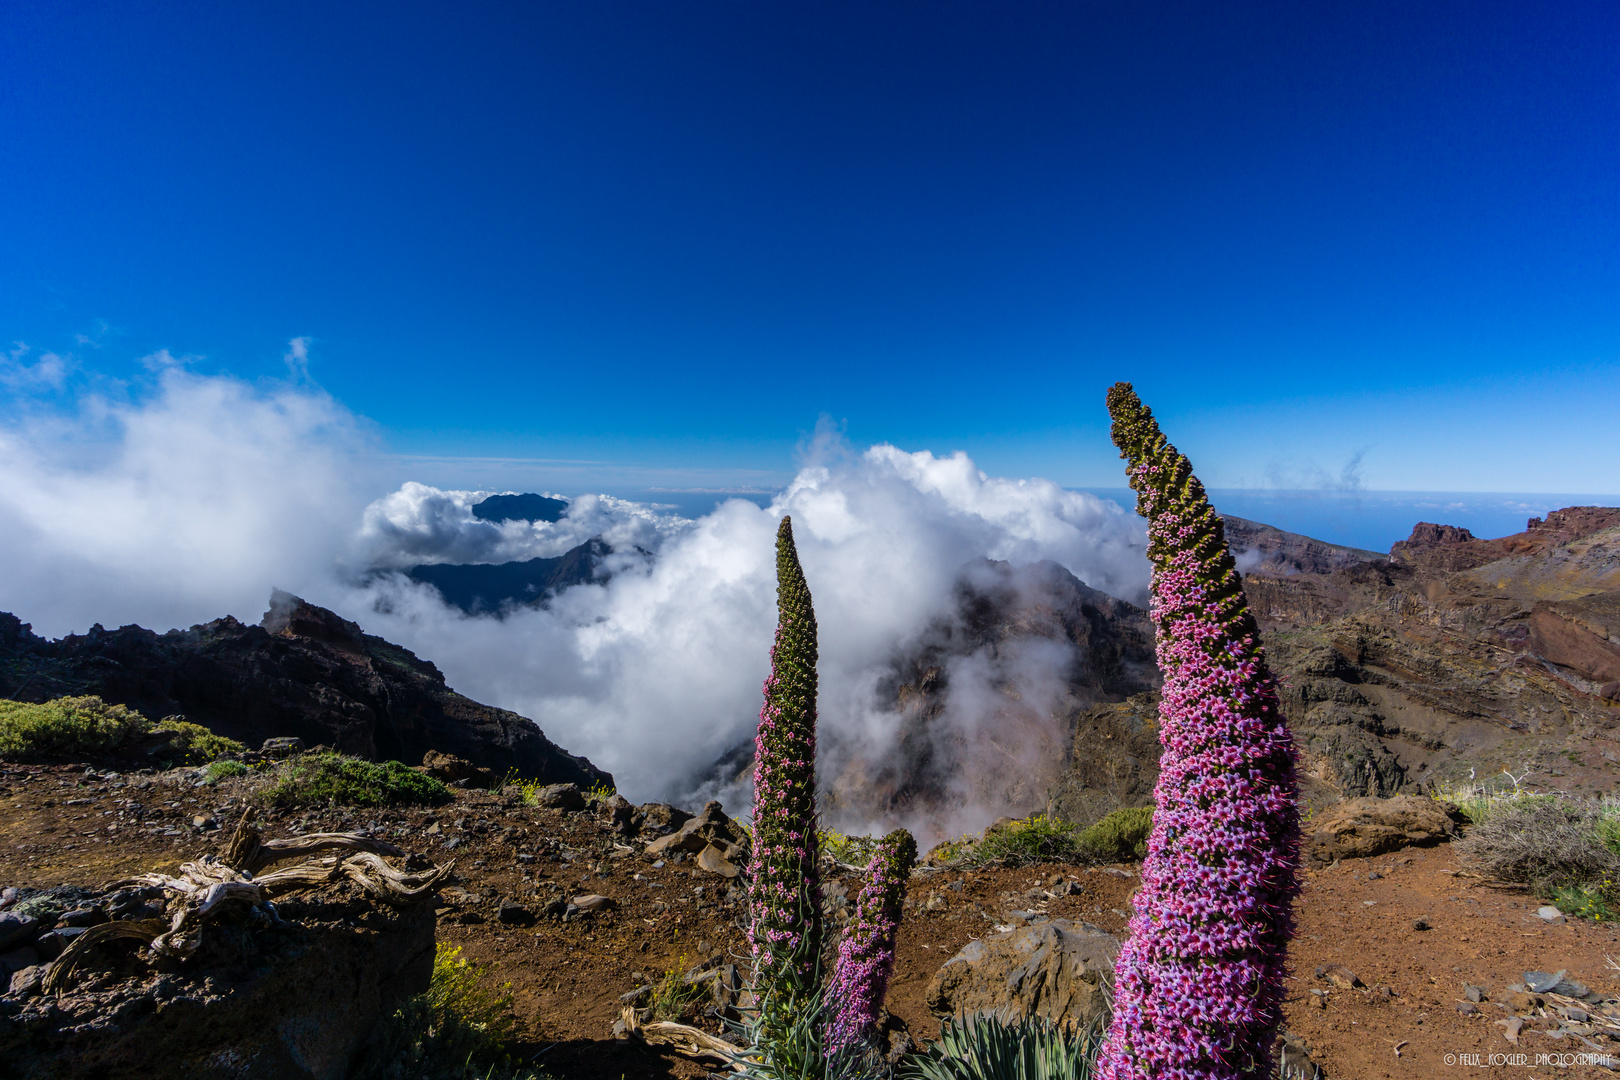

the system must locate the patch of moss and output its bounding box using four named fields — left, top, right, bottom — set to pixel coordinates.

left=259, top=752, right=451, bottom=808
